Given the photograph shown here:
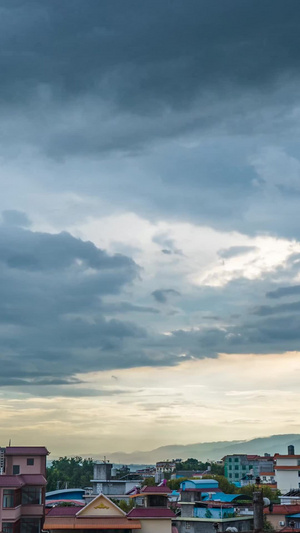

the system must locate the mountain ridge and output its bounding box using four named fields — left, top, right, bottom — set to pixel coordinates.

left=81, top=433, right=300, bottom=464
